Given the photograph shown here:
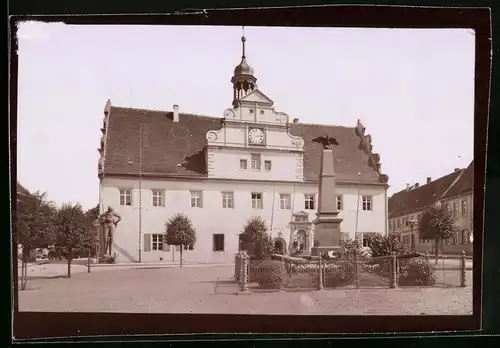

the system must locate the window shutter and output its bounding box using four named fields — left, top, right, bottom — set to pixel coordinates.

left=144, top=234, right=151, bottom=252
